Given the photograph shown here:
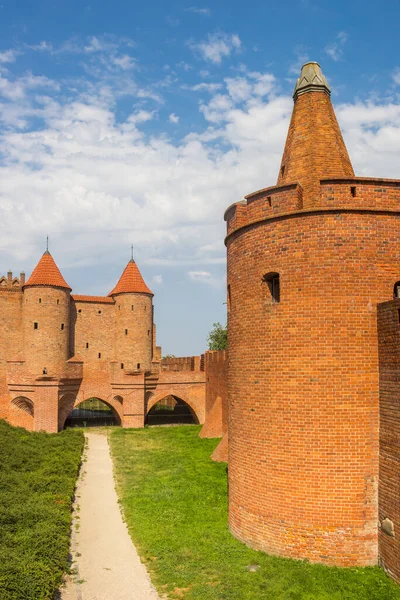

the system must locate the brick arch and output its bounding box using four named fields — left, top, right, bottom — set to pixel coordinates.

left=58, top=392, right=76, bottom=431
left=10, top=396, right=34, bottom=431
left=146, top=391, right=201, bottom=424
left=59, top=395, right=123, bottom=429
